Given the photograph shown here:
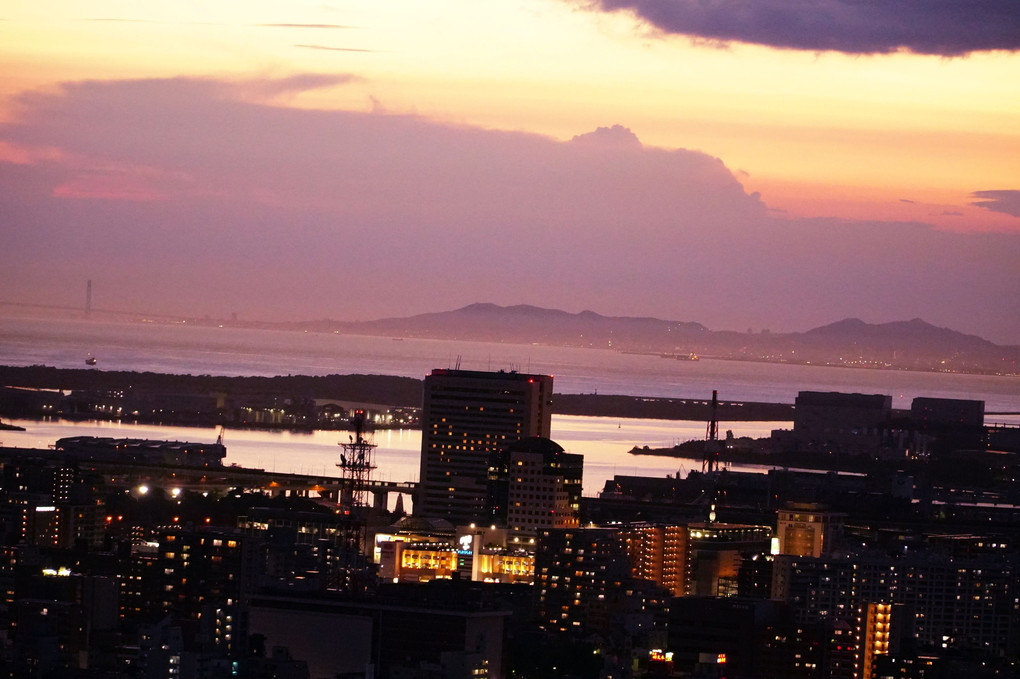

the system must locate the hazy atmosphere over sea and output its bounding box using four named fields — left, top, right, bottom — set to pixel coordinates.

left=1, top=2, right=1018, bottom=342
